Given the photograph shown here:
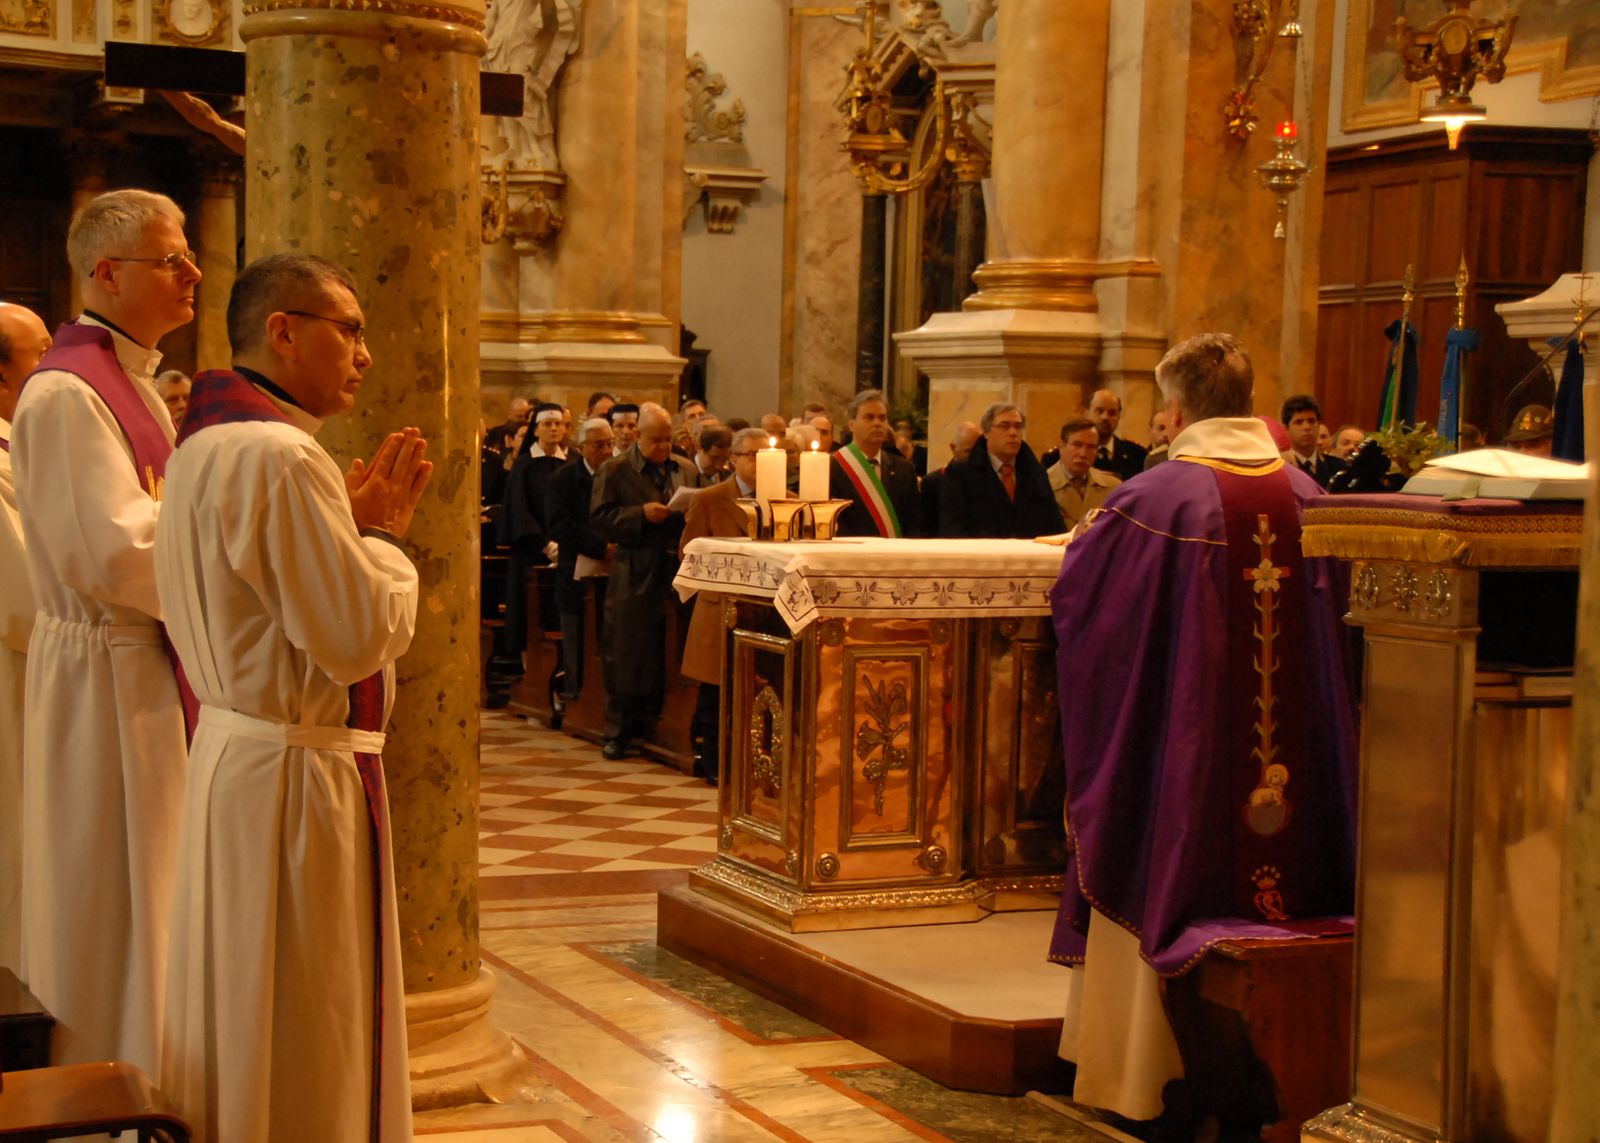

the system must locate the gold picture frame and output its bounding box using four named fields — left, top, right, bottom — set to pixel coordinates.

left=1341, top=0, right=1600, bottom=132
